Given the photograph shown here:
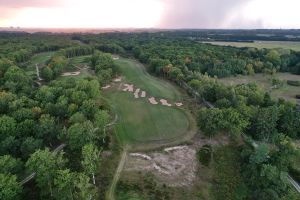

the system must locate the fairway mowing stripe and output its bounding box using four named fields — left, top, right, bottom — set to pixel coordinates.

left=121, top=59, right=179, bottom=100
left=109, top=57, right=191, bottom=145
left=156, top=105, right=169, bottom=140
